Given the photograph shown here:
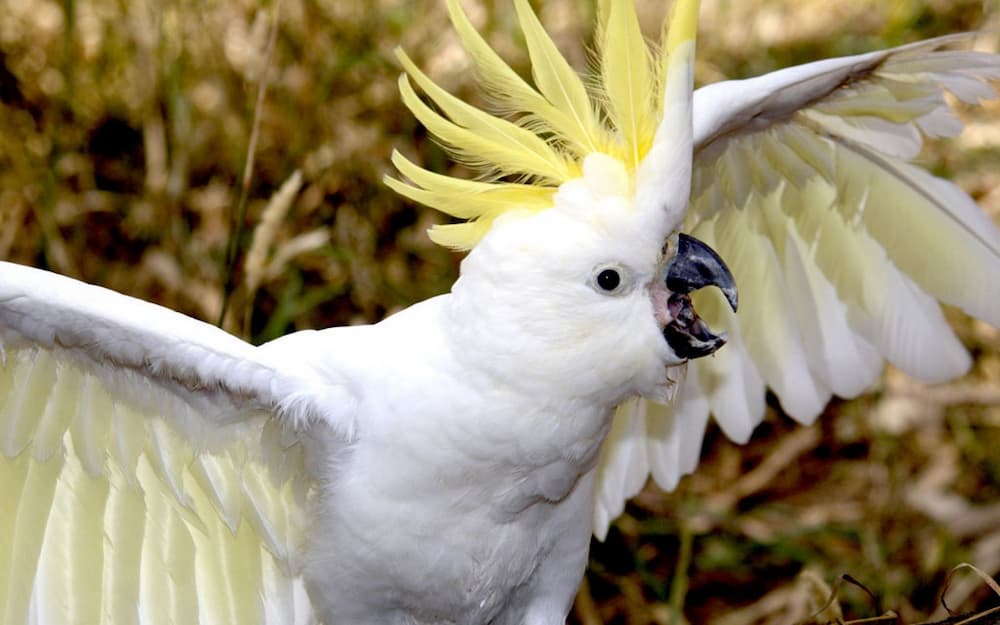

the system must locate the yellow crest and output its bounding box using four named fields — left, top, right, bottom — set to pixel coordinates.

left=385, top=0, right=700, bottom=250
